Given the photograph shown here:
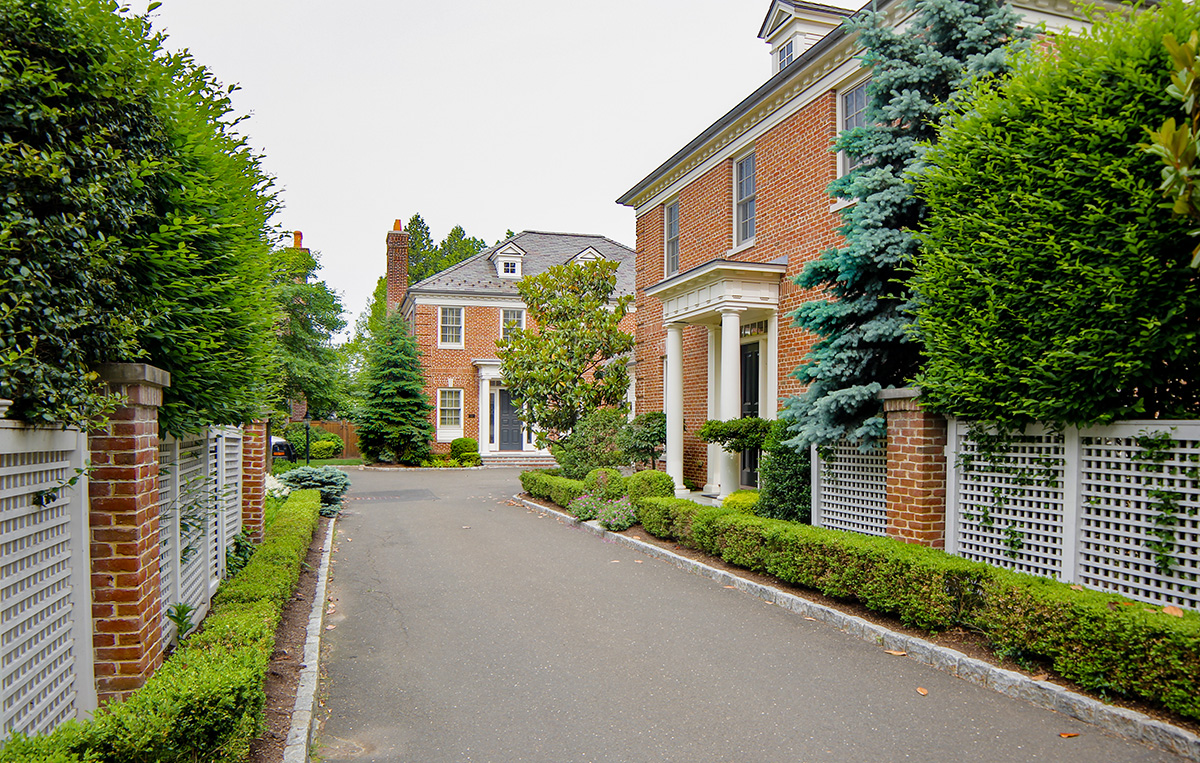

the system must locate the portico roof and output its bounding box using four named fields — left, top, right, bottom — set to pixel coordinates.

left=646, top=258, right=787, bottom=325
